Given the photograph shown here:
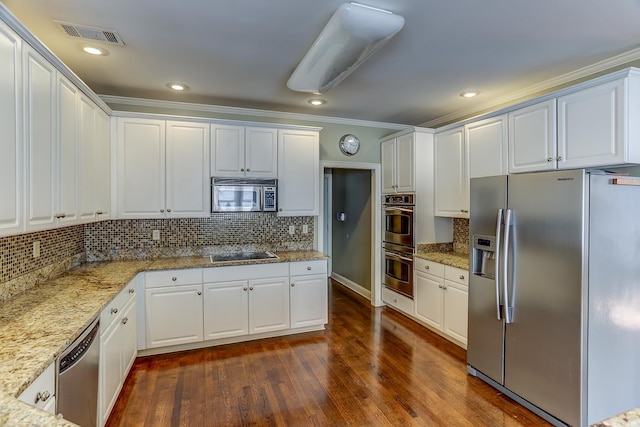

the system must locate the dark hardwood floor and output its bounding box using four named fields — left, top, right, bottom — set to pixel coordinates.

left=106, top=280, right=549, bottom=426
